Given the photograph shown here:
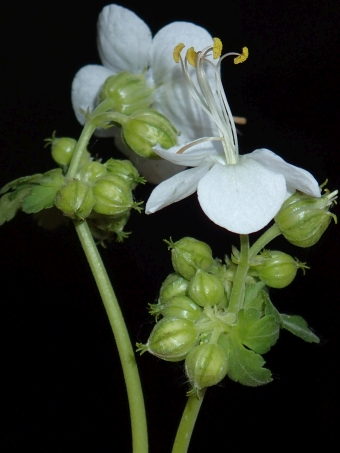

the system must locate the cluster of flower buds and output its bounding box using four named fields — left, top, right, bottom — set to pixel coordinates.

left=137, top=235, right=322, bottom=396
left=48, top=136, right=144, bottom=242
left=97, top=72, right=179, bottom=158
left=0, top=135, right=144, bottom=242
